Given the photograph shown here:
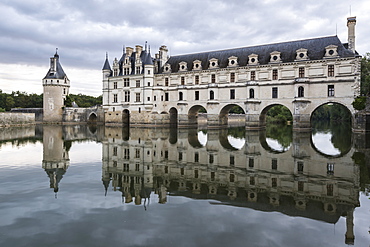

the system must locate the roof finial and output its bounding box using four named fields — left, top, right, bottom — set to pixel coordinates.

left=123, top=45, right=125, bottom=54
left=149, top=45, right=151, bottom=54
left=145, top=41, right=147, bottom=51
left=106, top=52, right=108, bottom=59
